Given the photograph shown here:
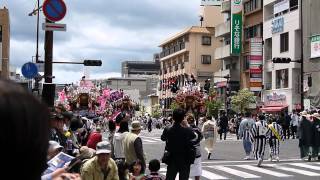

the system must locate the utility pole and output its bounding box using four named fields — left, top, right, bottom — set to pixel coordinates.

left=42, top=19, right=54, bottom=107
left=36, top=0, right=40, bottom=63
left=300, top=0, right=304, bottom=111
